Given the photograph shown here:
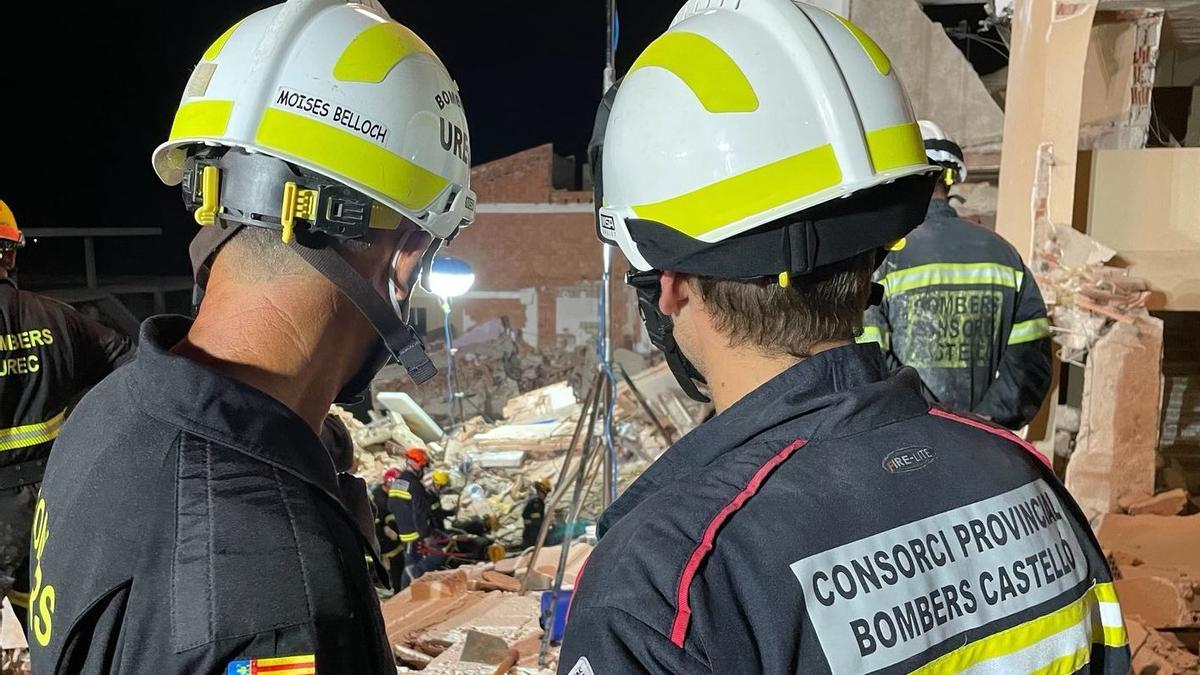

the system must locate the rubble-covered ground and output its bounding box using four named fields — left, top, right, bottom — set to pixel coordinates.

left=1100, top=491, right=1200, bottom=674
left=347, top=353, right=711, bottom=672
